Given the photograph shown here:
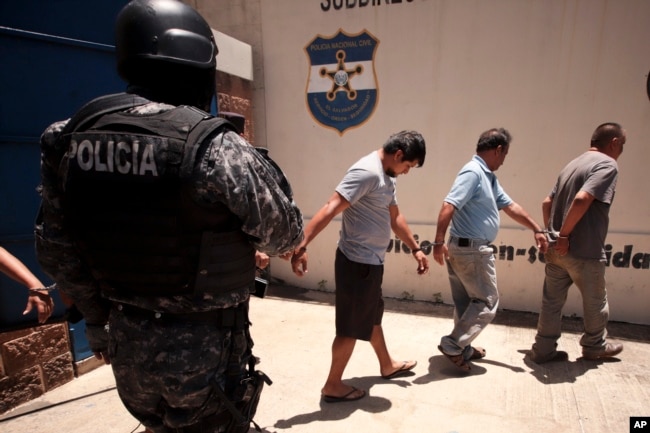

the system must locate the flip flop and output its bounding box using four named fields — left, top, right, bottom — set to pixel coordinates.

left=469, top=347, right=486, bottom=360
left=381, top=360, right=417, bottom=379
left=322, top=387, right=366, bottom=403
left=438, top=345, right=471, bottom=372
